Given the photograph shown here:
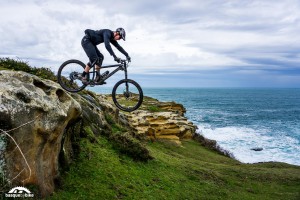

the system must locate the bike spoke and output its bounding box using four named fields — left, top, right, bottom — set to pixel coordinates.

left=57, top=60, right=86, bottom=92
left=112, top=79, right=143, bottom=112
